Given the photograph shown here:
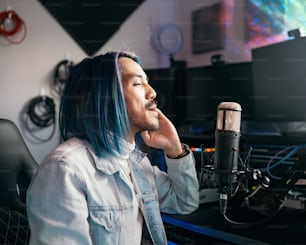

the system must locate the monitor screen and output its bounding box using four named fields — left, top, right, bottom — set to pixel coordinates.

left=184, top=62, right=254, bottom=124
left=252, top=37, right=306, bottom=121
